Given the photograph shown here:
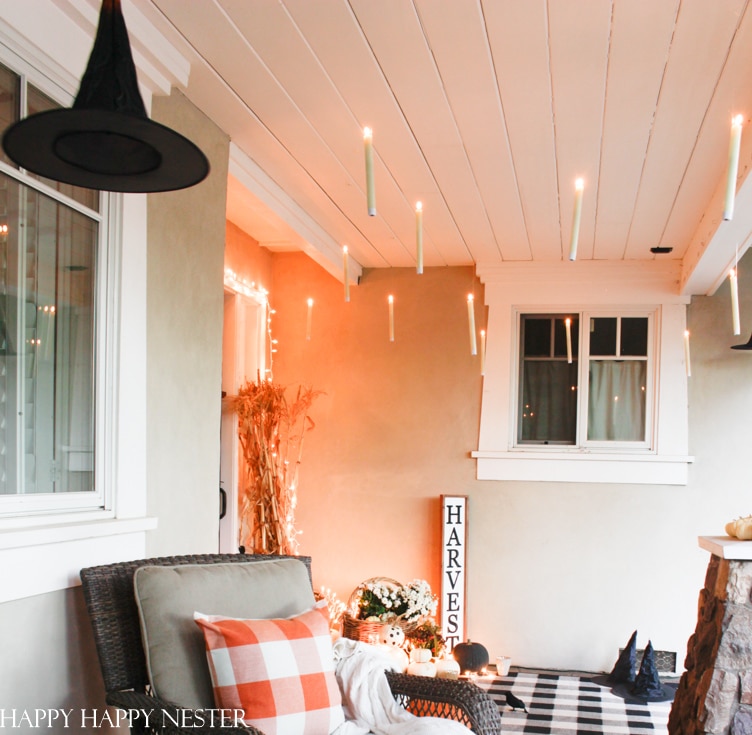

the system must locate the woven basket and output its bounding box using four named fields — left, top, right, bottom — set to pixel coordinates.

left=342, top=614, right=388, bottom=643
left=343, top=577, right=421, bottom=643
